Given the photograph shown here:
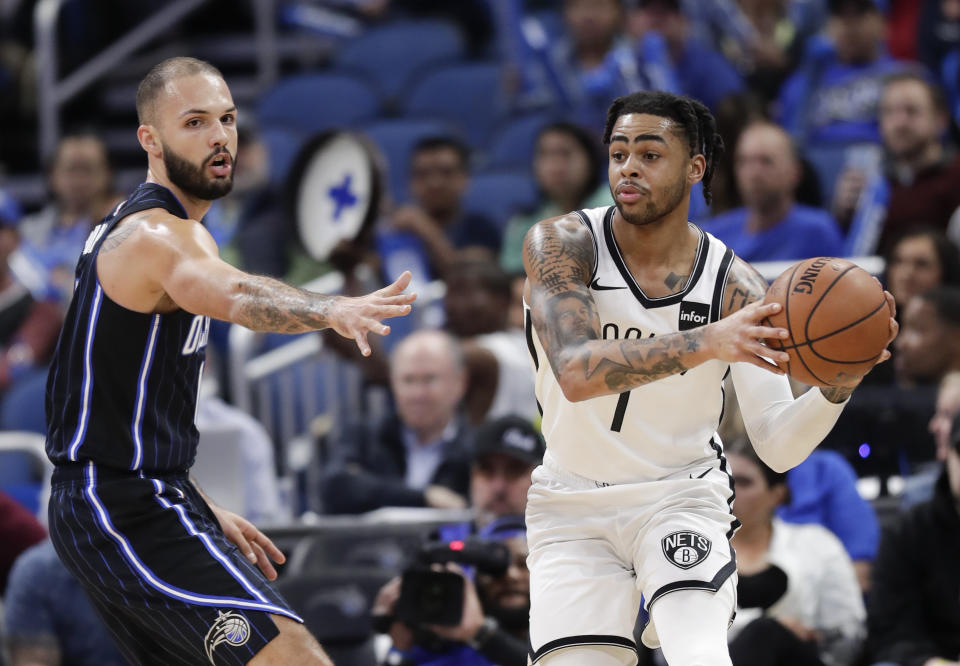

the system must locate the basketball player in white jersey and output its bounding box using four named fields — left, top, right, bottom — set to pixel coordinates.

left=521, top=91, right=898, bottom=666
